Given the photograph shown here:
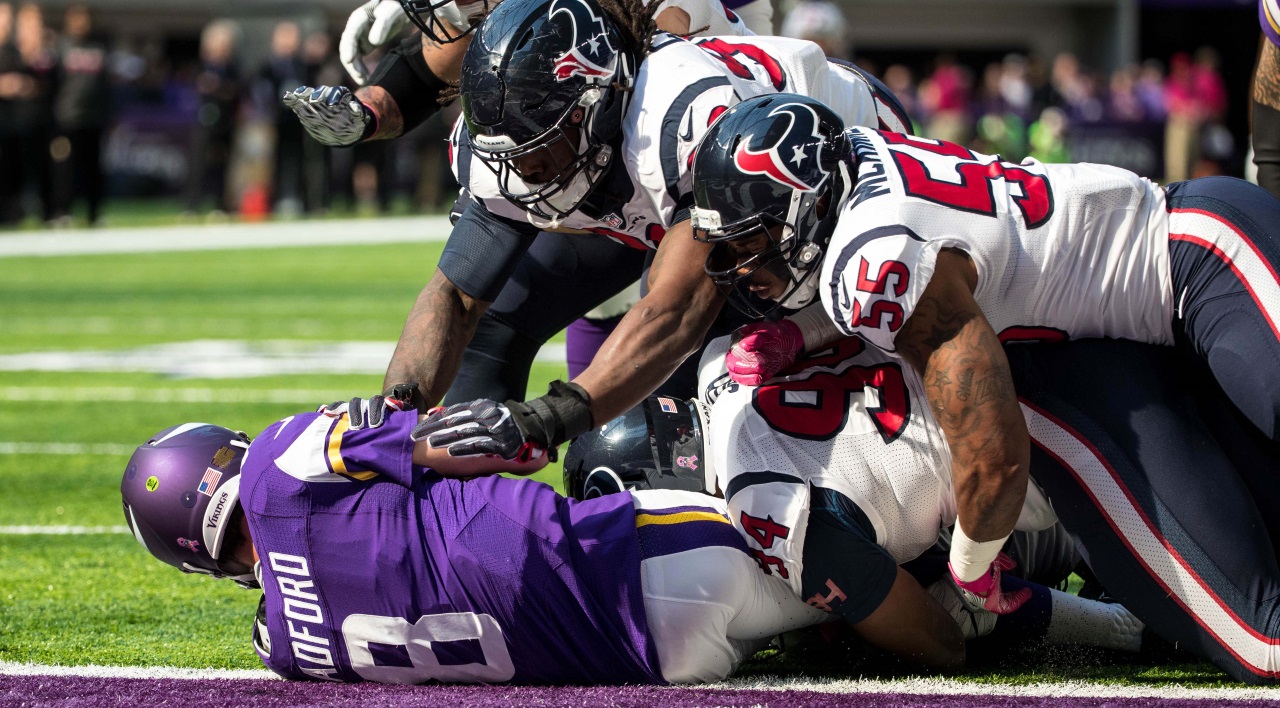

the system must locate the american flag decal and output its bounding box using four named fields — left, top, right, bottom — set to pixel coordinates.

left=197, top=467, right=222, bottom=496
left=657, top=397, right=678, bottom=414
